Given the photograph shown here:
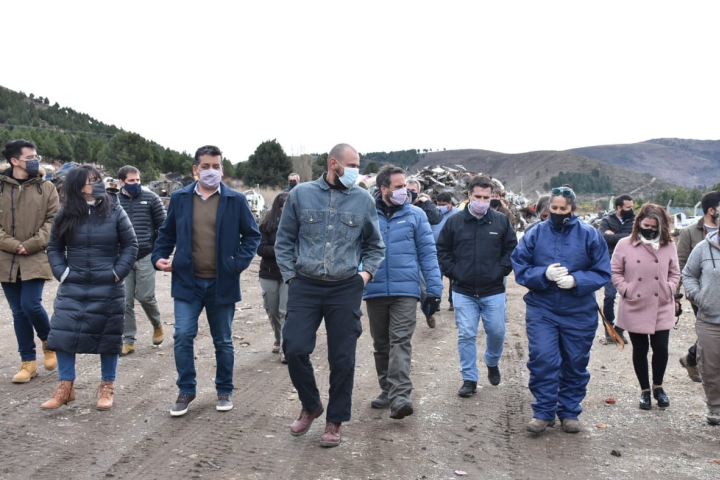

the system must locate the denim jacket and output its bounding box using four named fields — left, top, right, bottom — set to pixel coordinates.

left=275, top=175, right=385, bottom=282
